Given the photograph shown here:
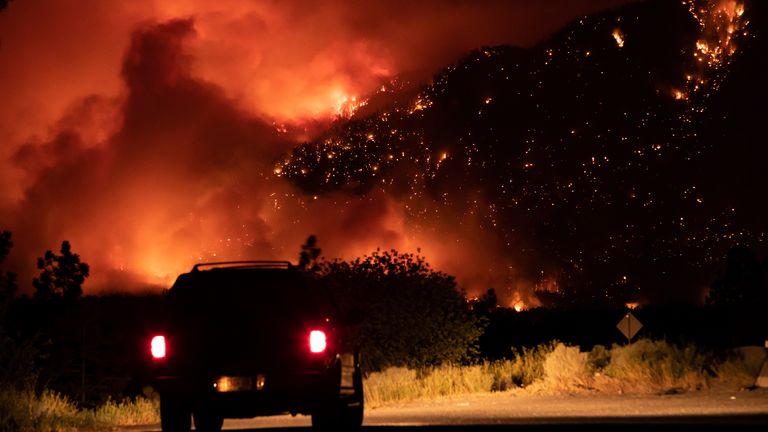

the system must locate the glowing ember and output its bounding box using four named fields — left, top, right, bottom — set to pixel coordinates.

left=612, top=28, right=625, bottom=48
left=408, top=97, right=433, bottom=114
